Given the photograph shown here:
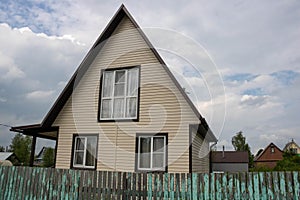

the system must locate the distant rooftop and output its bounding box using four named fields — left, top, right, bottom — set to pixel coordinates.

left=211, top=151, right=249, bottom=163
left=0, top=152, right=14, bottom=160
